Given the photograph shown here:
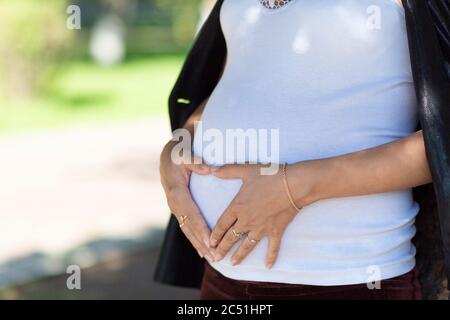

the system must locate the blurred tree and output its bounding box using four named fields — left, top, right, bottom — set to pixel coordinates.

left=153, top=0, right=201, bottom=47
left=70, top=0, right=202, bottom=55
left=0, top=0, right=73, bottom=99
